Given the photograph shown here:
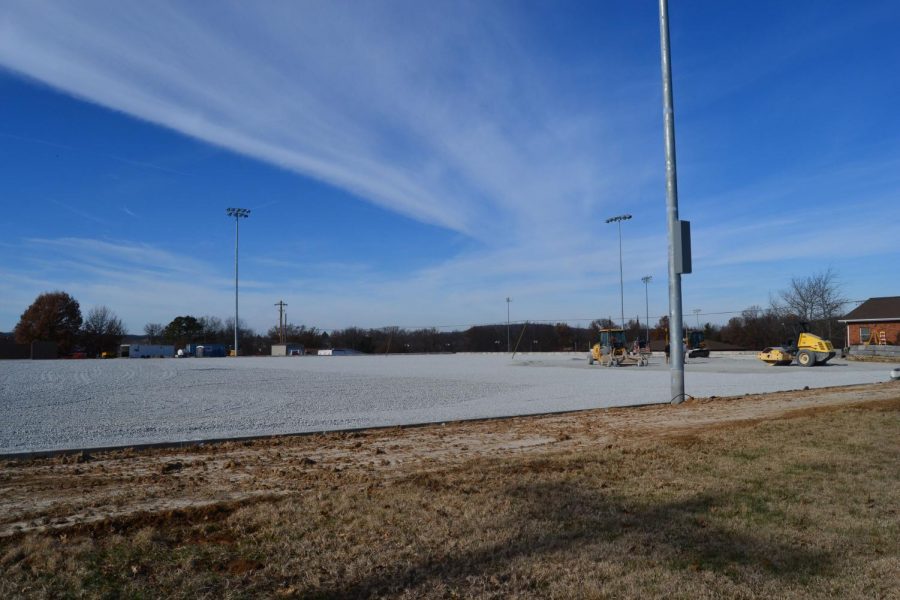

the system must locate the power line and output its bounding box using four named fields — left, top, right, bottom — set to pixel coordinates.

left=310, top=299, right=867, bottom=333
